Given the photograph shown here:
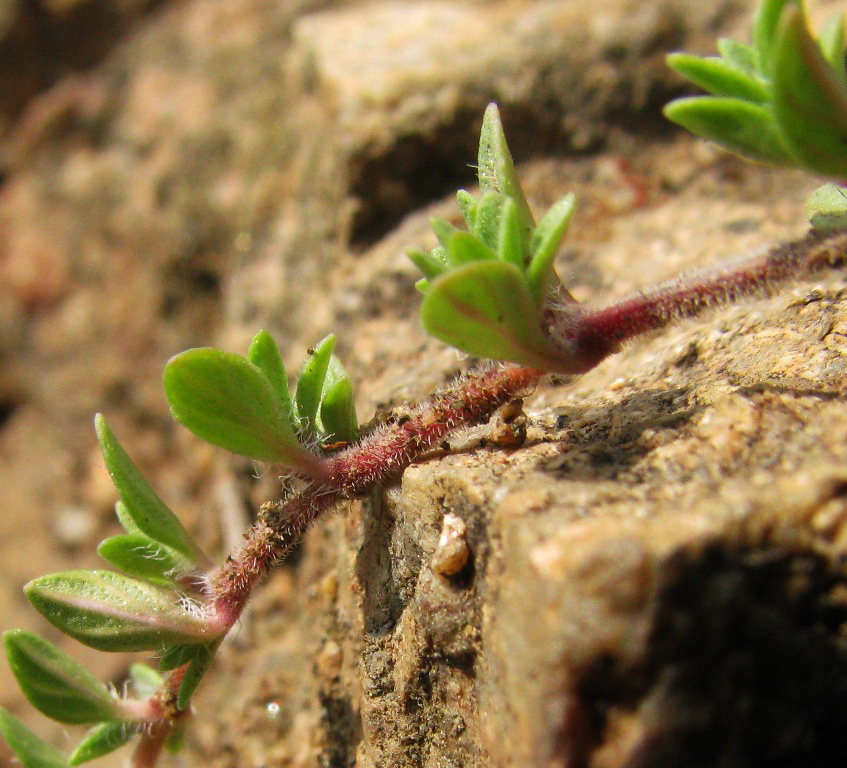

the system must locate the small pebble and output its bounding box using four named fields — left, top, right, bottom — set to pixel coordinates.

left=431, top=513, right=469, bottom=576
